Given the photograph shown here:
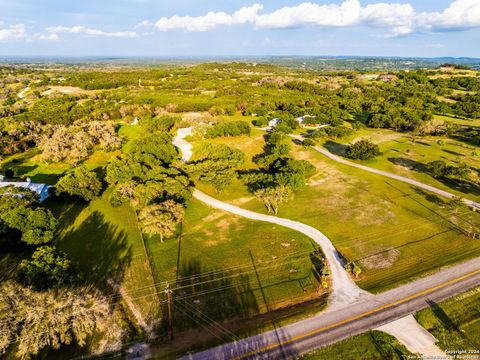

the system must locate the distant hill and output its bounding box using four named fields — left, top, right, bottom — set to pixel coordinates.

left=1, top=55, right=479, bottom=71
